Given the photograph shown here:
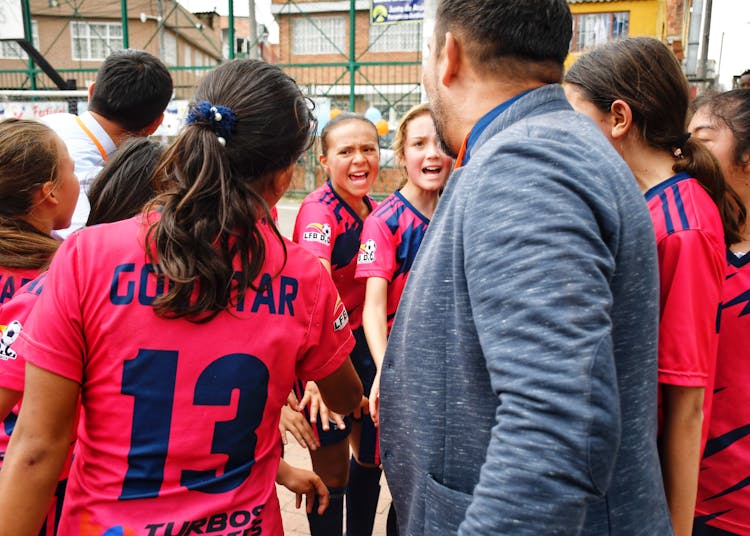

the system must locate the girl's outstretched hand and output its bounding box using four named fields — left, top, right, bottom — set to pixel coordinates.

left=279, top=395, right=319, bottom=450
left=297, top=380, right=346, bottom=431
left=276, top=460, right=330, bottom=515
